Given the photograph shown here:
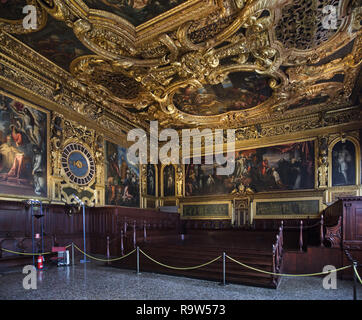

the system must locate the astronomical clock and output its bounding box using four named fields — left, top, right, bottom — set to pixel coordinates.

left=50, top=112, right=105, bottom=206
